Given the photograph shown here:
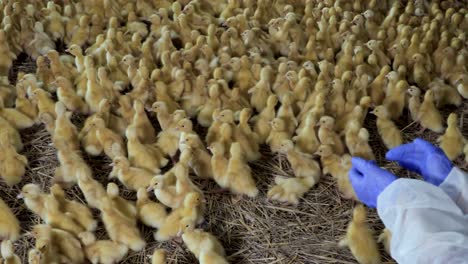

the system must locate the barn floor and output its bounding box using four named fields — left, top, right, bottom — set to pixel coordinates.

left=5, top=56, right=468, bottom=263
